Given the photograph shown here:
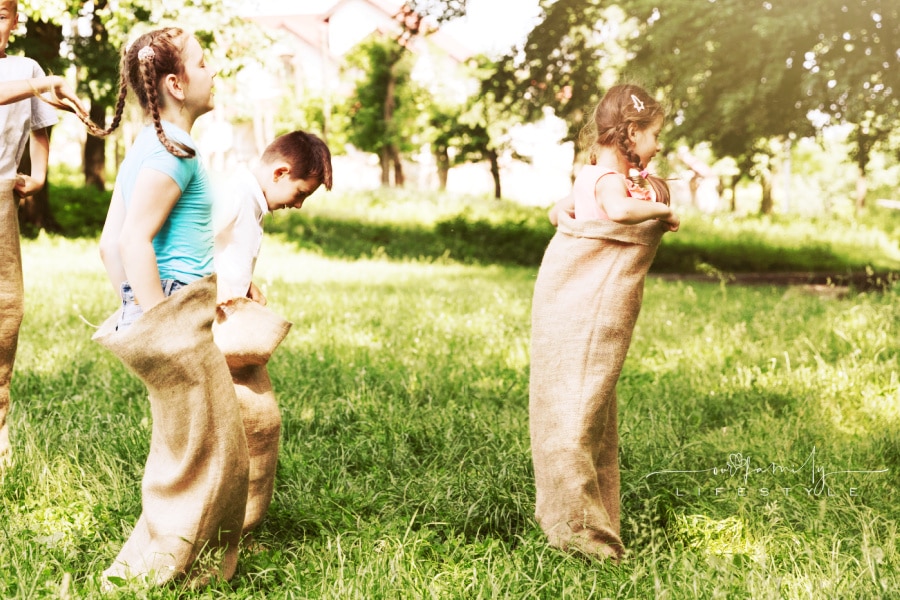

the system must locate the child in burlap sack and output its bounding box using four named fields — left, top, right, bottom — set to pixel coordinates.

left=530, top=84, right=679, bottom=561
left=0, top=0, right=96, bottom=465
left=212, top=130, right=332, bottom=536
left=93, top=28, right=249, bottom=588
